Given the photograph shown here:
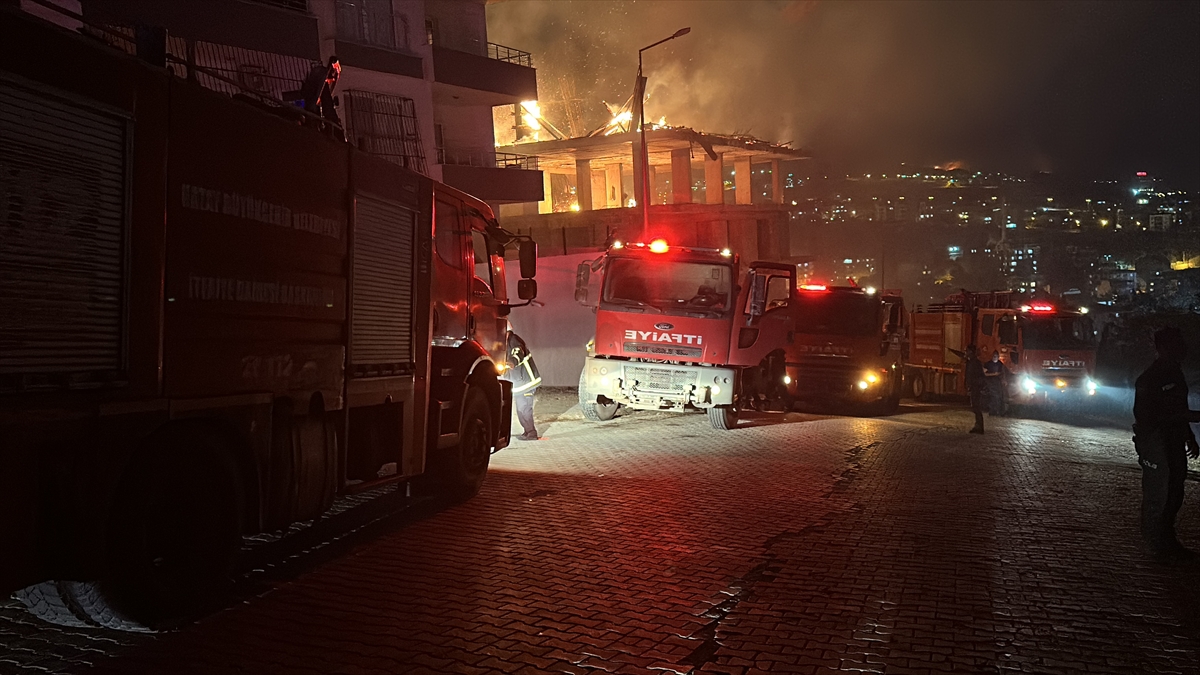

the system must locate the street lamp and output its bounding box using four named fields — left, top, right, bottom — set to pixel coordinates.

left=634, top=27, right=690, bottom=238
